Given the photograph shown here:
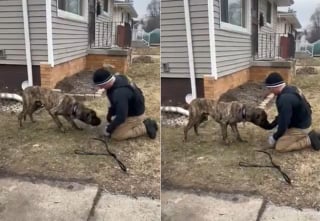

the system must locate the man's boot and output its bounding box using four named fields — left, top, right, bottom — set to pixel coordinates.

left=143, top=118, right=158, bottom=139
left=308, top=130, right=320, bottom=150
